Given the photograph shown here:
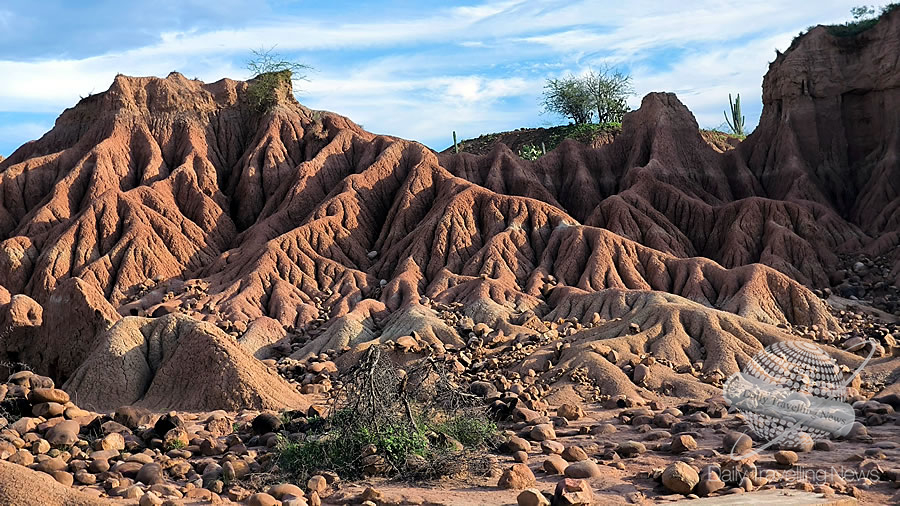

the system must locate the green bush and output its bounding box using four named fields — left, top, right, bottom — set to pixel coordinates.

left=518, top=143, right=542, bottom=160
